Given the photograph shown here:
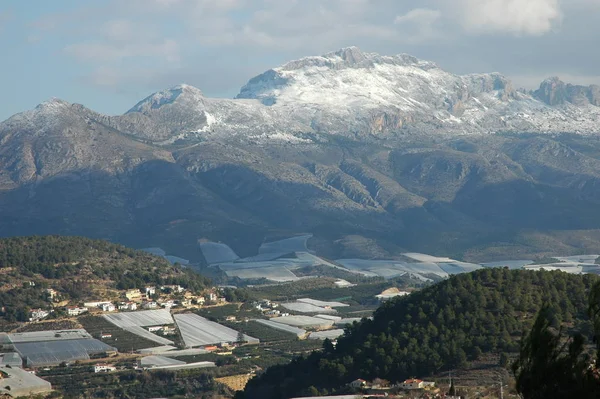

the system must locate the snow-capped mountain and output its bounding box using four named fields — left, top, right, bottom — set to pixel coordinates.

left=3, top=47, right=600, bottom=262
left=6, top=46, right=599, bottom=146
left=104, top=46, right=600, bottom=143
